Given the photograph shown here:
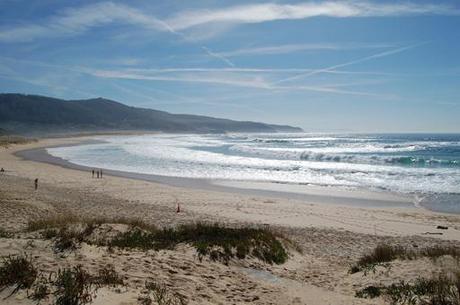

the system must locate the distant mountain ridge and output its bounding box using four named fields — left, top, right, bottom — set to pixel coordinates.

left=0, top=93, right=302, bottom=135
